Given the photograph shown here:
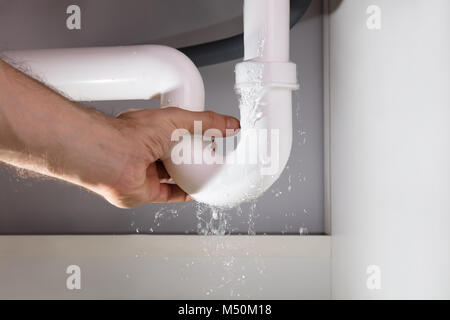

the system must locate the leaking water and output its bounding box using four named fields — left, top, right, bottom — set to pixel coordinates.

left=237, top=64, right=266, bottom=129
left=127, top=55, right=311, bottom=298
